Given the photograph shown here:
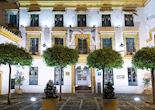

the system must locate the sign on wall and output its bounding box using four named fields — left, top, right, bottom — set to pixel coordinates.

left=66, top=72, right=70, bottom=76
left=117, top=75, right=125, bottom=79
